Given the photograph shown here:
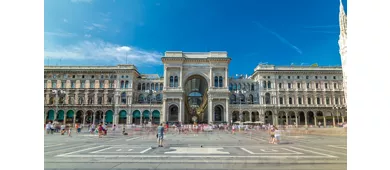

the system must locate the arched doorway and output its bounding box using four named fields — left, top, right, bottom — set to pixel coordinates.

left=289, top=111, right=296, bottom=125
left=47, top=110, right=55, bottom=122
left=143, top=110, right=150, bottom=124
left=298, top=111, right=305, bottom=125
left=264, top=111, right=273, bottom=125
left=168, top=105, right=179, bottom=122
left=118, top=110, right=127, bottom=124
left=85, top=110, right=93, bottom=124
left=133, top=110, right=141, bottom=125
left=251, top=111, right=259, bottom=122
left=75, top=110, right=83, bottom=124
left=184, top=74, right=208, bottom=123
left=66, top=110, right=74, bottom=124
left=278, top=111, right=286, bottom=125
left=152, top=110, right=160, bottom=124
left=57, top=110, right=64, bottom=122
left=95, top=110, right=103, bottom=124
left=105, top=110, right=113, bottom=124
left=243, top=111, right=250, bottom=122
left=232, top=111, right=239, bottom=123
left=316, top=111, right=324, bottom=126
left=307, top=111, right=314, bottom=125
left=214, top=105, right=223, bottom=122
